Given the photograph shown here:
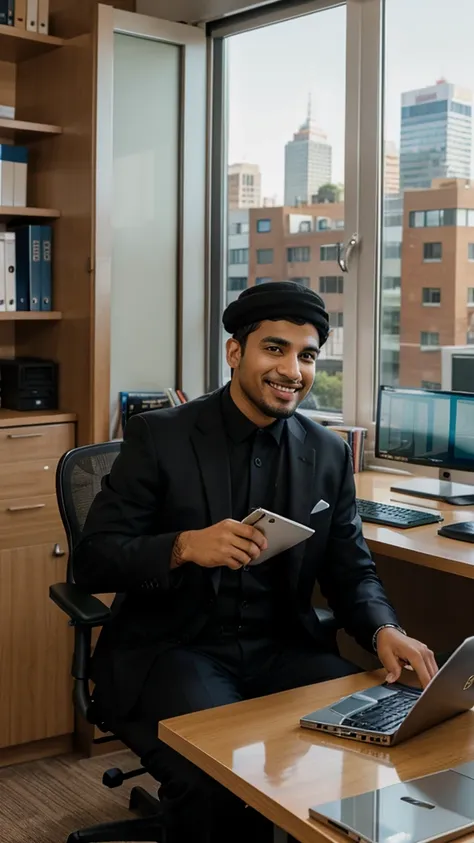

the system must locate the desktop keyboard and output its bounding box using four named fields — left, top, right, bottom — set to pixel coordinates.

left=356, top=498, right=443, bottom=529
left=344, top=690, right=421, bottom=733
